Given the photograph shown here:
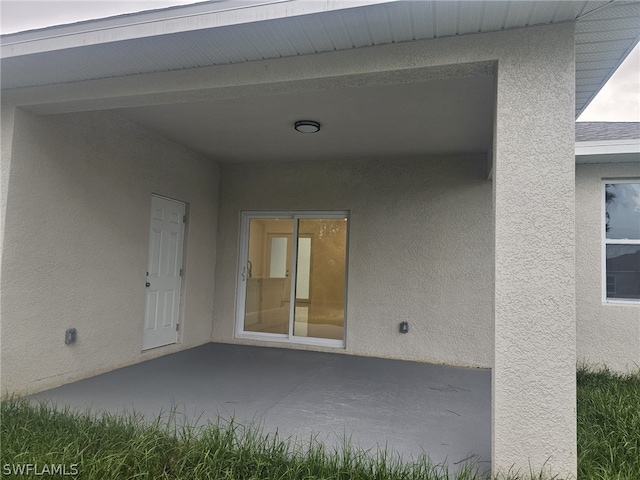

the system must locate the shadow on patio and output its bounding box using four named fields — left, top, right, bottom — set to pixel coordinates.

left=31, top=343, right=491, bottom=473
